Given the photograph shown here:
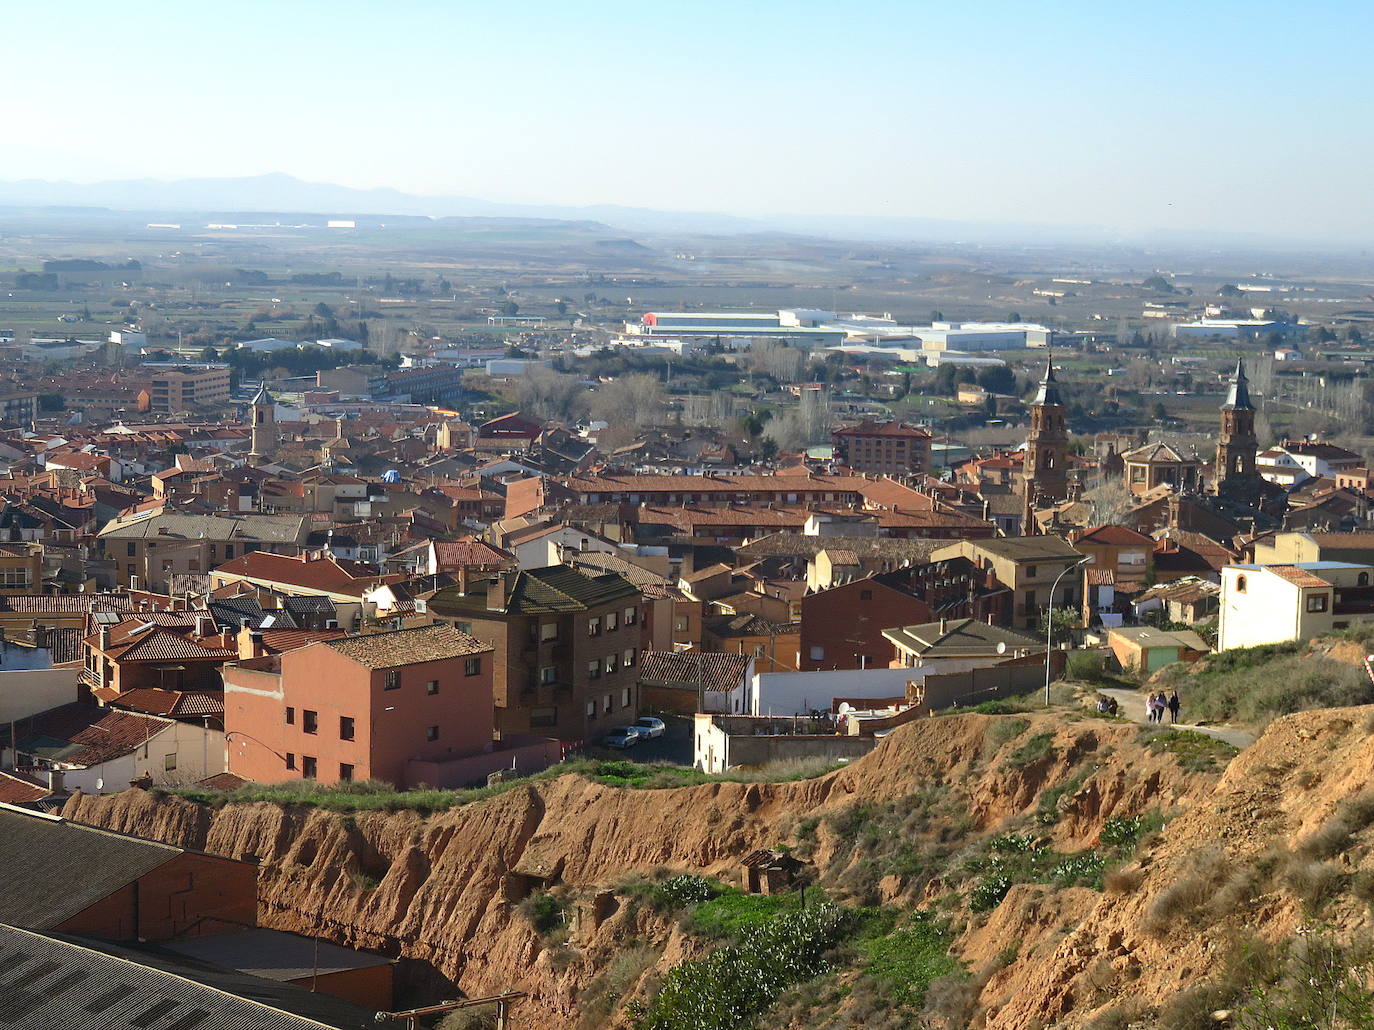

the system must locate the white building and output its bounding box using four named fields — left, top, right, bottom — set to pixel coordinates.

left=1217, top=561, right=1374, bottom=651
